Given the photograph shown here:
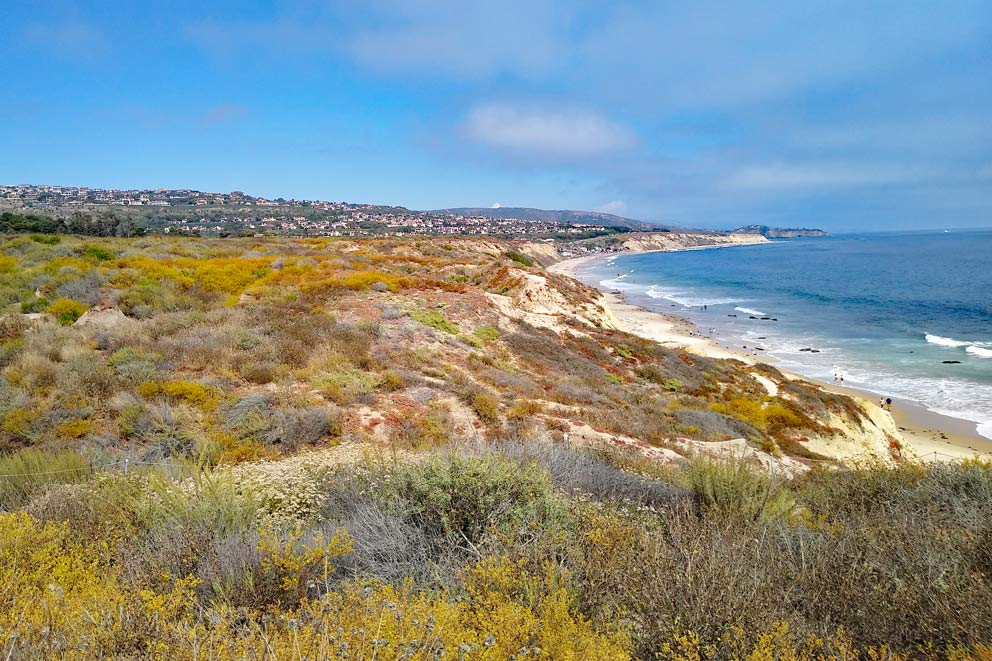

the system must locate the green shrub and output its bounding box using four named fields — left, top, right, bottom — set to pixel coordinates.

left=612, top=344, right=634, bottom=359
left=80, top=244, right=115, bottom=261
left=29, top=234, right=60, bottom=245
left=409, top=309, right=458, bottom=334
left=473, top=325, right=500, bottom=341
left=388, top=453, right=553, bottom=544
left=505, top=251, right=534, bottom=267
left=20, top=297, right=50, bottom=314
